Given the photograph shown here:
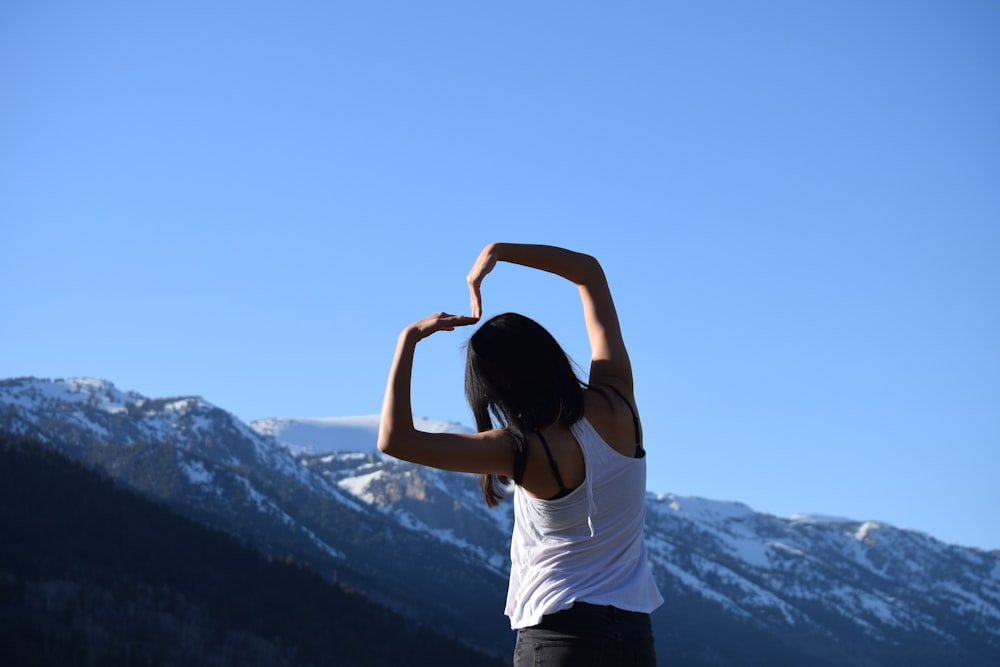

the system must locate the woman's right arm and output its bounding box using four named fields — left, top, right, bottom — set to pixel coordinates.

left=467, top=243, right=633, bottom=396
left=377, top=311, right=514, bottom=475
